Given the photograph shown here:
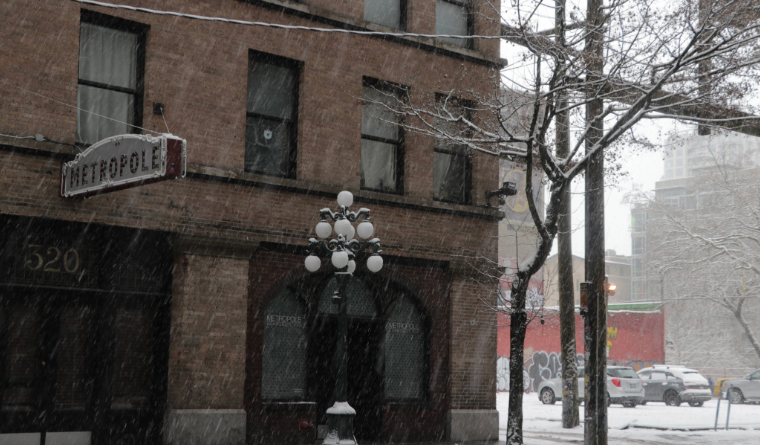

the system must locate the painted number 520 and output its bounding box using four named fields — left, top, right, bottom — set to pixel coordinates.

left=26, top=244, right=80, bottom=273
